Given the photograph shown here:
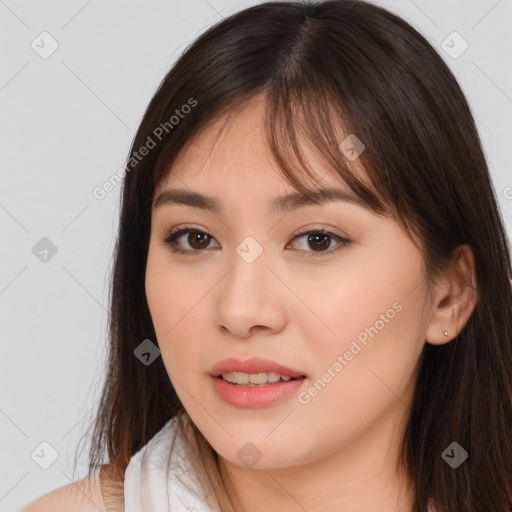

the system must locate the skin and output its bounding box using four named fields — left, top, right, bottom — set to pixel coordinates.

left=145, top=93, right=478, bottom=512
